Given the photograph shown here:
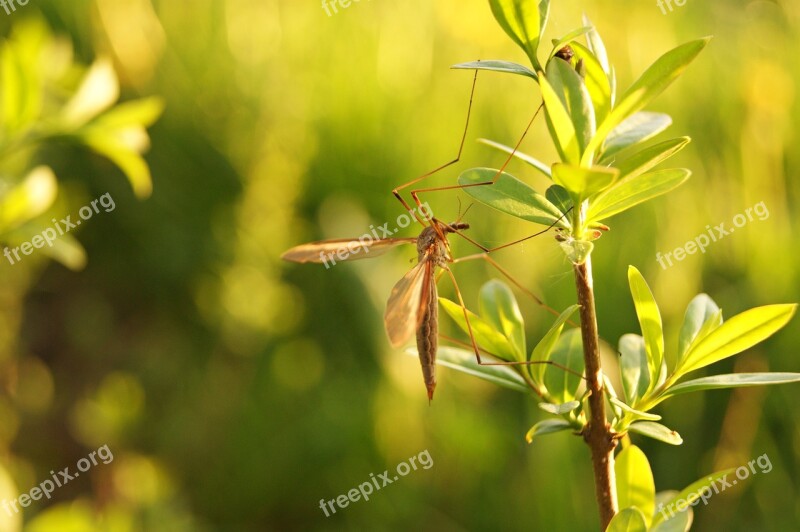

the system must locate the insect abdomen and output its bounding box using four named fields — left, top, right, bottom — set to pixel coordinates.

left=416, top=282, right=438, bottom=401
